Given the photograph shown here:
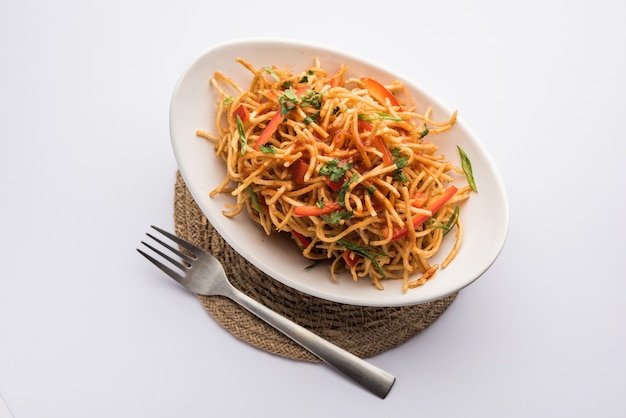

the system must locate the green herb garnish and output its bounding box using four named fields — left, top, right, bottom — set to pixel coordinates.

left=278, top=89, right=299, bottom=115
left=223, top=97, right=235, bottom=106
left=337, top=173, right=358, bottom=206
left=303, top=112, right=320, bottom=125
left=391, top=148, right=409, bottom=183
left=419, top=124, right=429, bottom=139
left=337, top=239, right=387, bottom=278
left=321, top=211, right=353, bottom=226
left=358, top=112, right=403, bottom=122
left=236, top=114, right=246, bottom=155
left=259, top=144, right=276, bottom=154
left=300, top=89, right=323, bottom=109
left=246, top=186, right=263, bottom=214
left=457, top=145, right=478, bottom=192
left=320, top=158, right=353, bottom=182
left=263, top=66, right=280, bottom=81
left=429, top=206, right=460, bottom=236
